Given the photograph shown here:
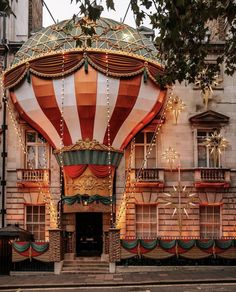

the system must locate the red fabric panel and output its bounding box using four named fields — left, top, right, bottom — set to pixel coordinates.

left=10, top=91, right=56, bottom=148
left=31, top=75, right=72, bottom=146
left=103, top=75, right=142, bottom=146
left=89, top=164, right=114, bottom=178
left=120, top=88, right=167, bottom=150
left=63, top=165, right=113, bottom=178
left=74, top=66, right=97, bottom=140
left=64, top=165, right=88, bottom=178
